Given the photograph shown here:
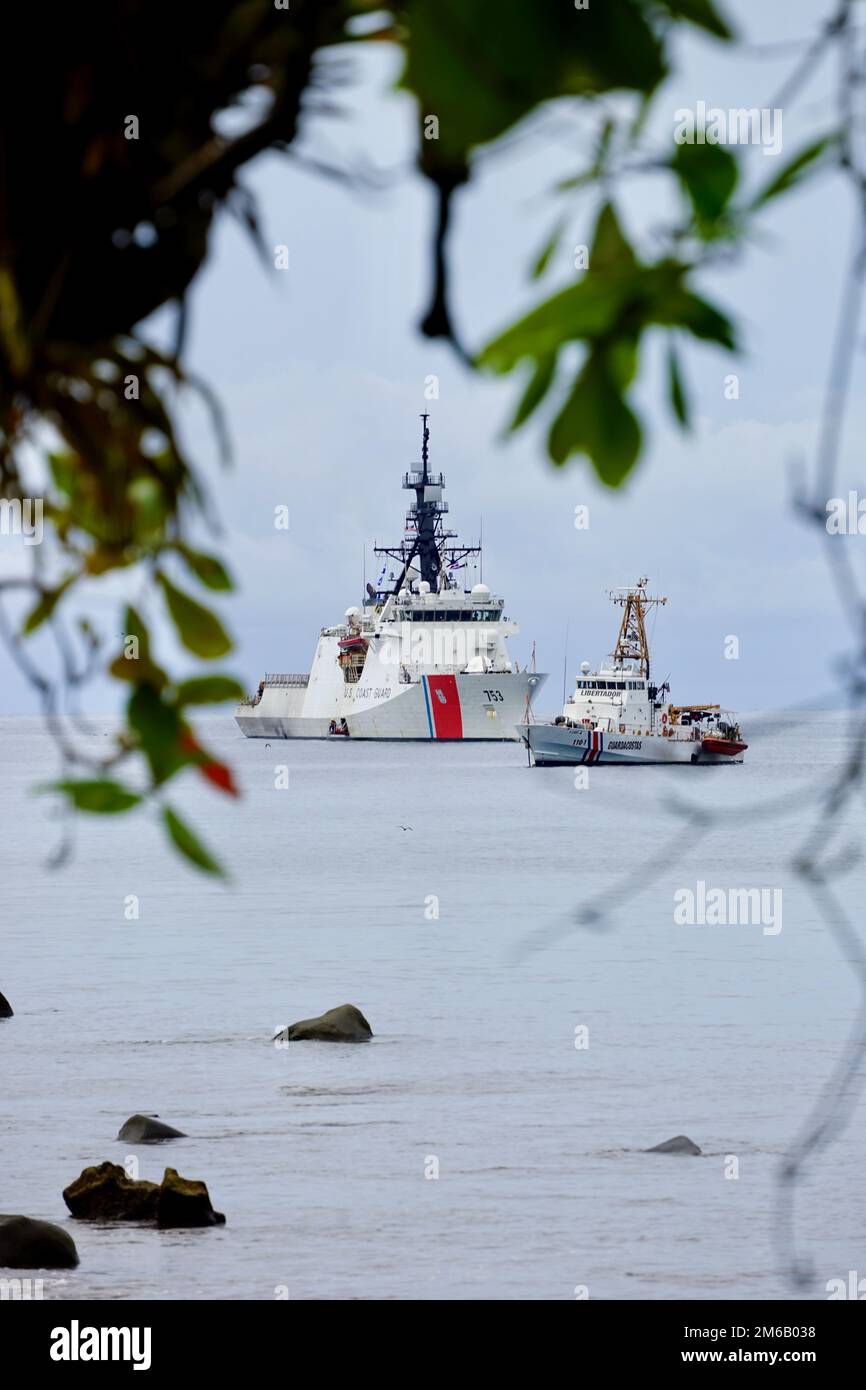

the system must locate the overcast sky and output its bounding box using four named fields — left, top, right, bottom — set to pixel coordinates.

left=3, top=0, right=863, bottom=714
